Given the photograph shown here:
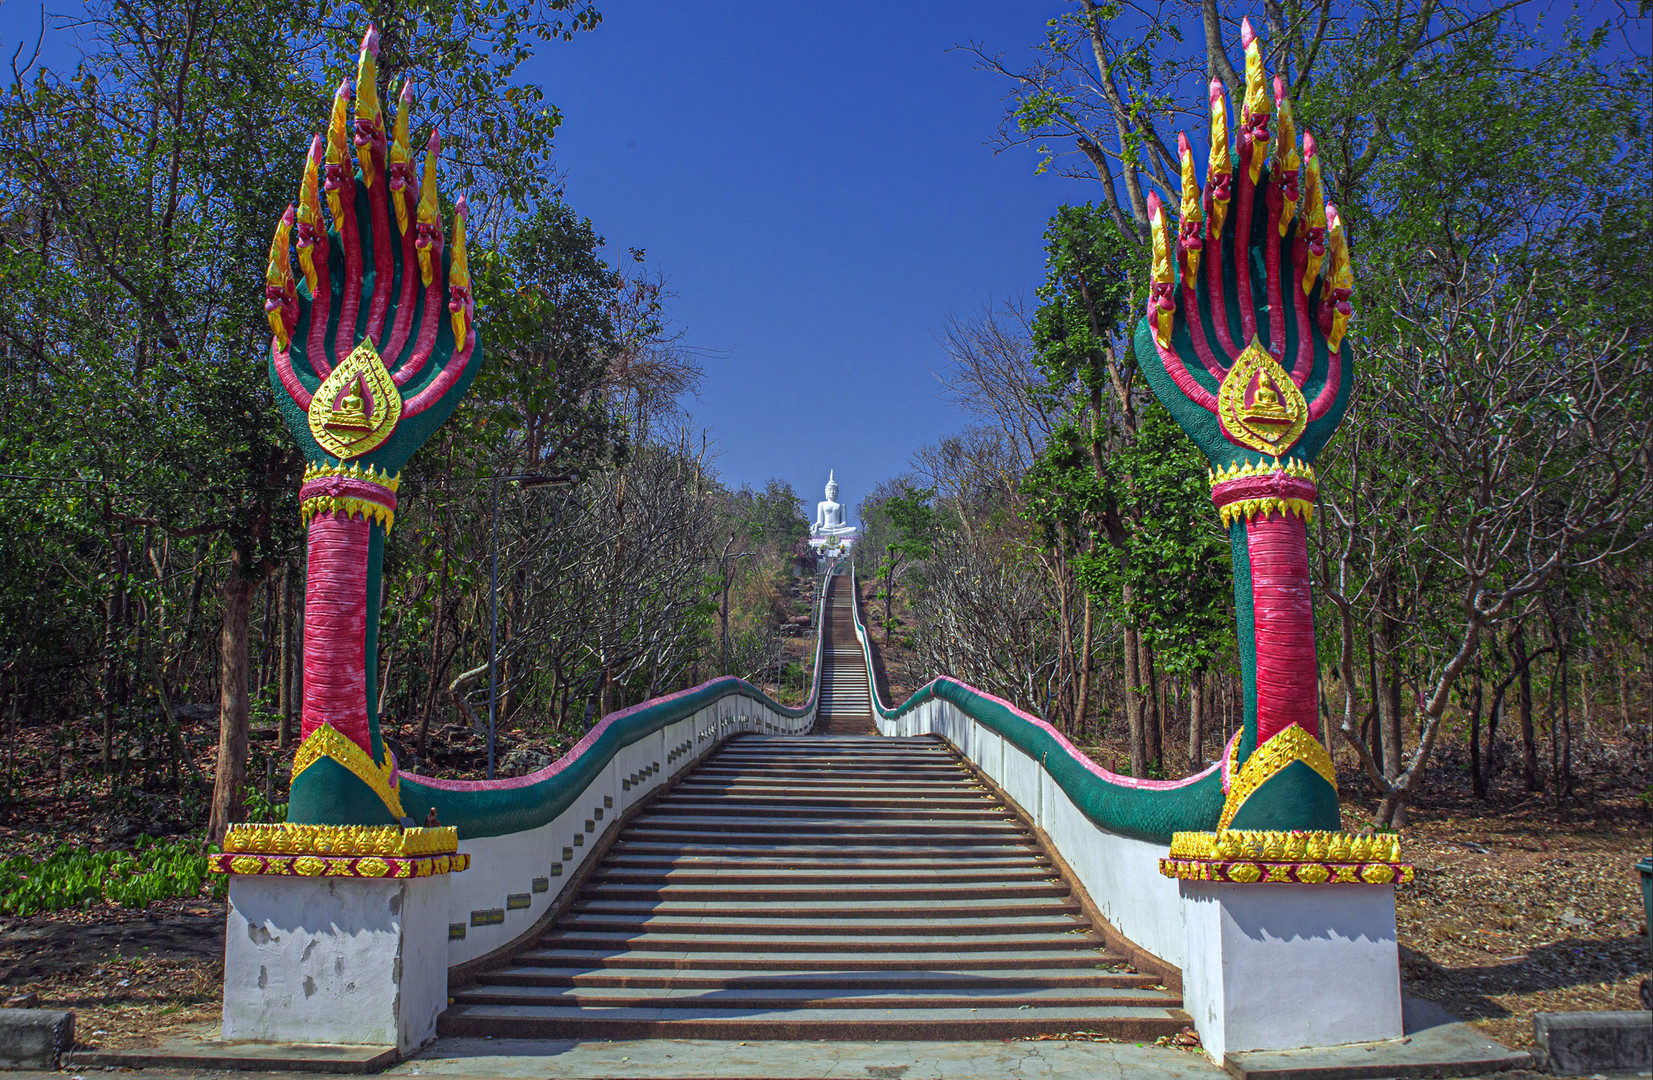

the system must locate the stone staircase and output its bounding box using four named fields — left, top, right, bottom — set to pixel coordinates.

left=815, top=572, right=875, bottom=735
left=440, top=733, right=1189, bottom=1040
